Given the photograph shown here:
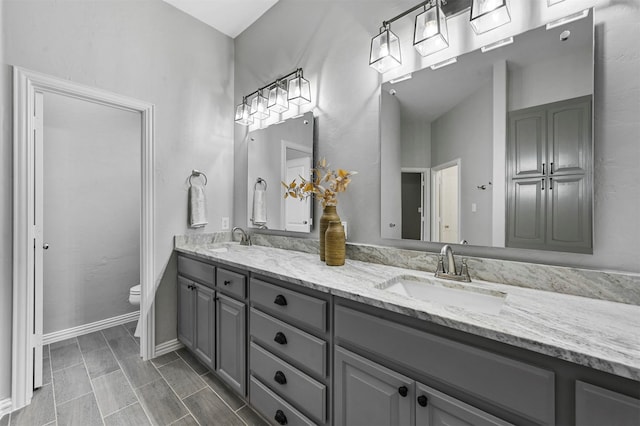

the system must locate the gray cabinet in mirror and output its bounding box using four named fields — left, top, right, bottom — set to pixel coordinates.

left=247, top=112, right=314, bottom=233
left=379, top=10, right=594, bottom=254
